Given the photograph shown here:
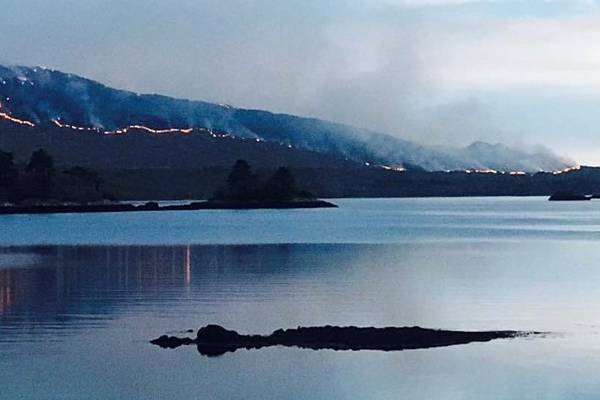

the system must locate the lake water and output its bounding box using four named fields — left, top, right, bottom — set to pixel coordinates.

left=2, top=197, right=600, bottom=399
